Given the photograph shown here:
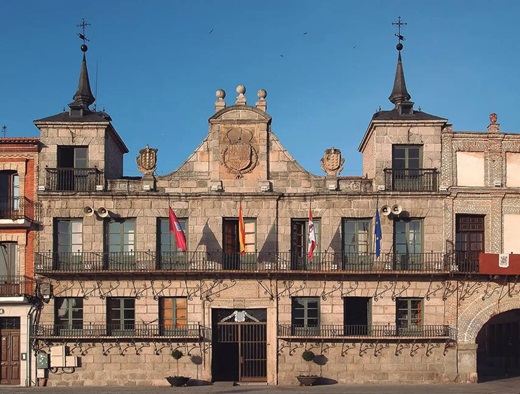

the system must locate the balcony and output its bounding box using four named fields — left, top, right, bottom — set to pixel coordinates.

left=278, top=324, right=455, bottom=340
left=0, top=197, right=37, bottom=225
left=31, top=323, right=209, bottom=339
left=44, top=167, right=103, bottom=192
left=34, top=251, right=479, bottom=275
left=0, top=275, right=35, bottom=297
left=384, top=168, right=439, bottom=192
